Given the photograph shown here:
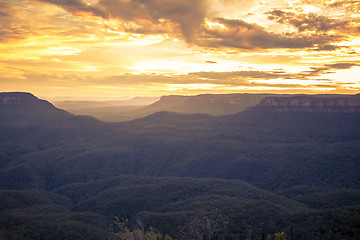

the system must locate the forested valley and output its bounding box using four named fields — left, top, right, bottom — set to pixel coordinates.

left=1, top=92, right=360, bottom=240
